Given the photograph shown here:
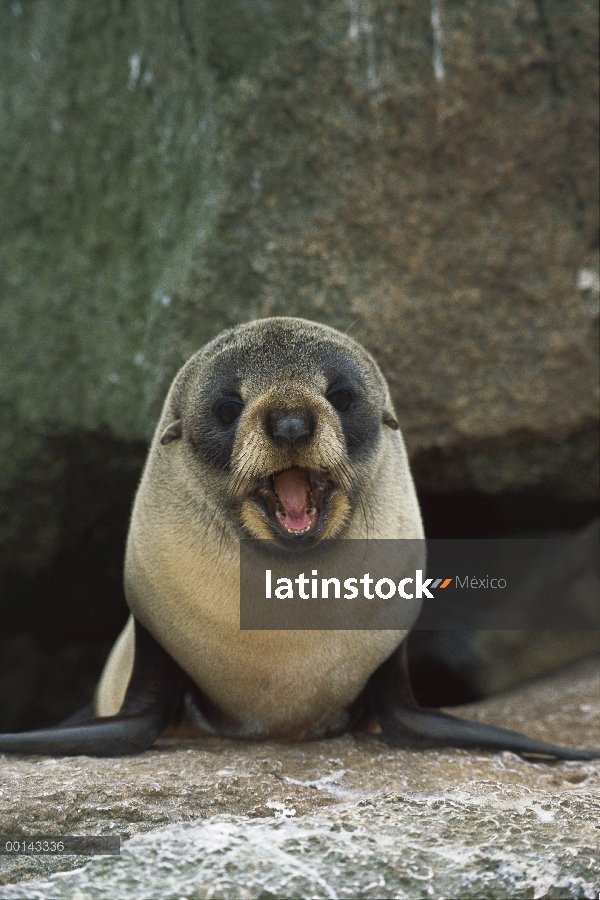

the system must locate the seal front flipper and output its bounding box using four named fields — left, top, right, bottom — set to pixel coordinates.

left=0, top=621, right=185, bottom=757
left=367, top=643, right=600, bottom=761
